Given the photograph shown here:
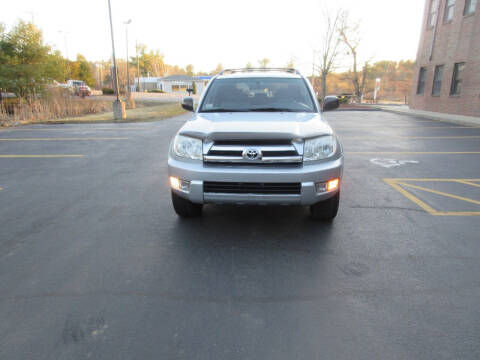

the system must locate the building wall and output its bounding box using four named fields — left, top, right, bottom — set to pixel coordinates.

left=410, top=0, right=480, bottom=117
